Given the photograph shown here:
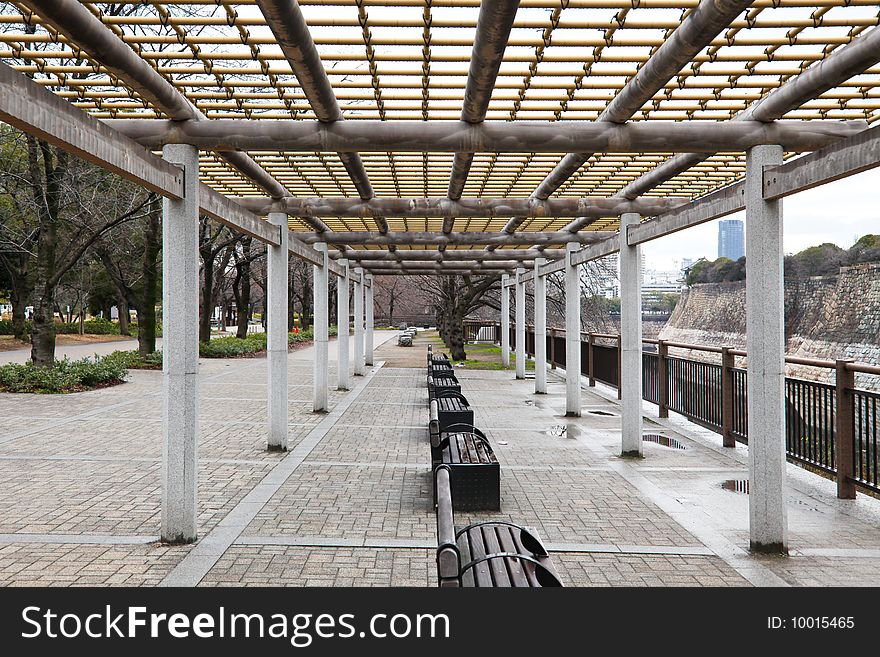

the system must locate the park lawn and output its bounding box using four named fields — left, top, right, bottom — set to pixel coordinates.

left=427, top=333, right=533, bottom=371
